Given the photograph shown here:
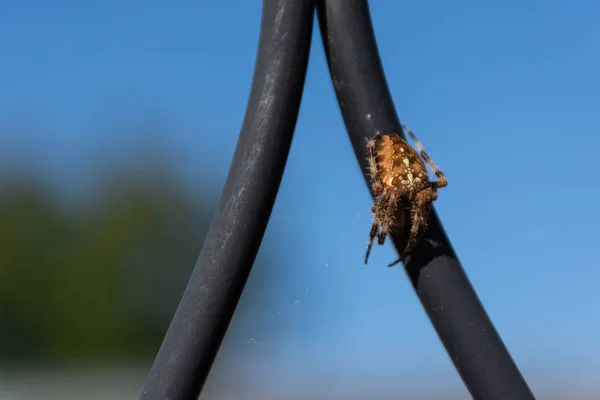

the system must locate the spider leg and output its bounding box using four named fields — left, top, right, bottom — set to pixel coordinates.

left=365, top=189, right=395, bottom=264
left=402, top=125, right=448, bottom=189
left=388, top=193, right=431, bottom=267
left=378, top=192, right=399, bottom=245
left=365, top=218, right=380, bottom=264
left=365, top=194, right=385, bottom=264
left=365, top=135, right=387, bottom=264
left=366, top=136, right=383, bottom=194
